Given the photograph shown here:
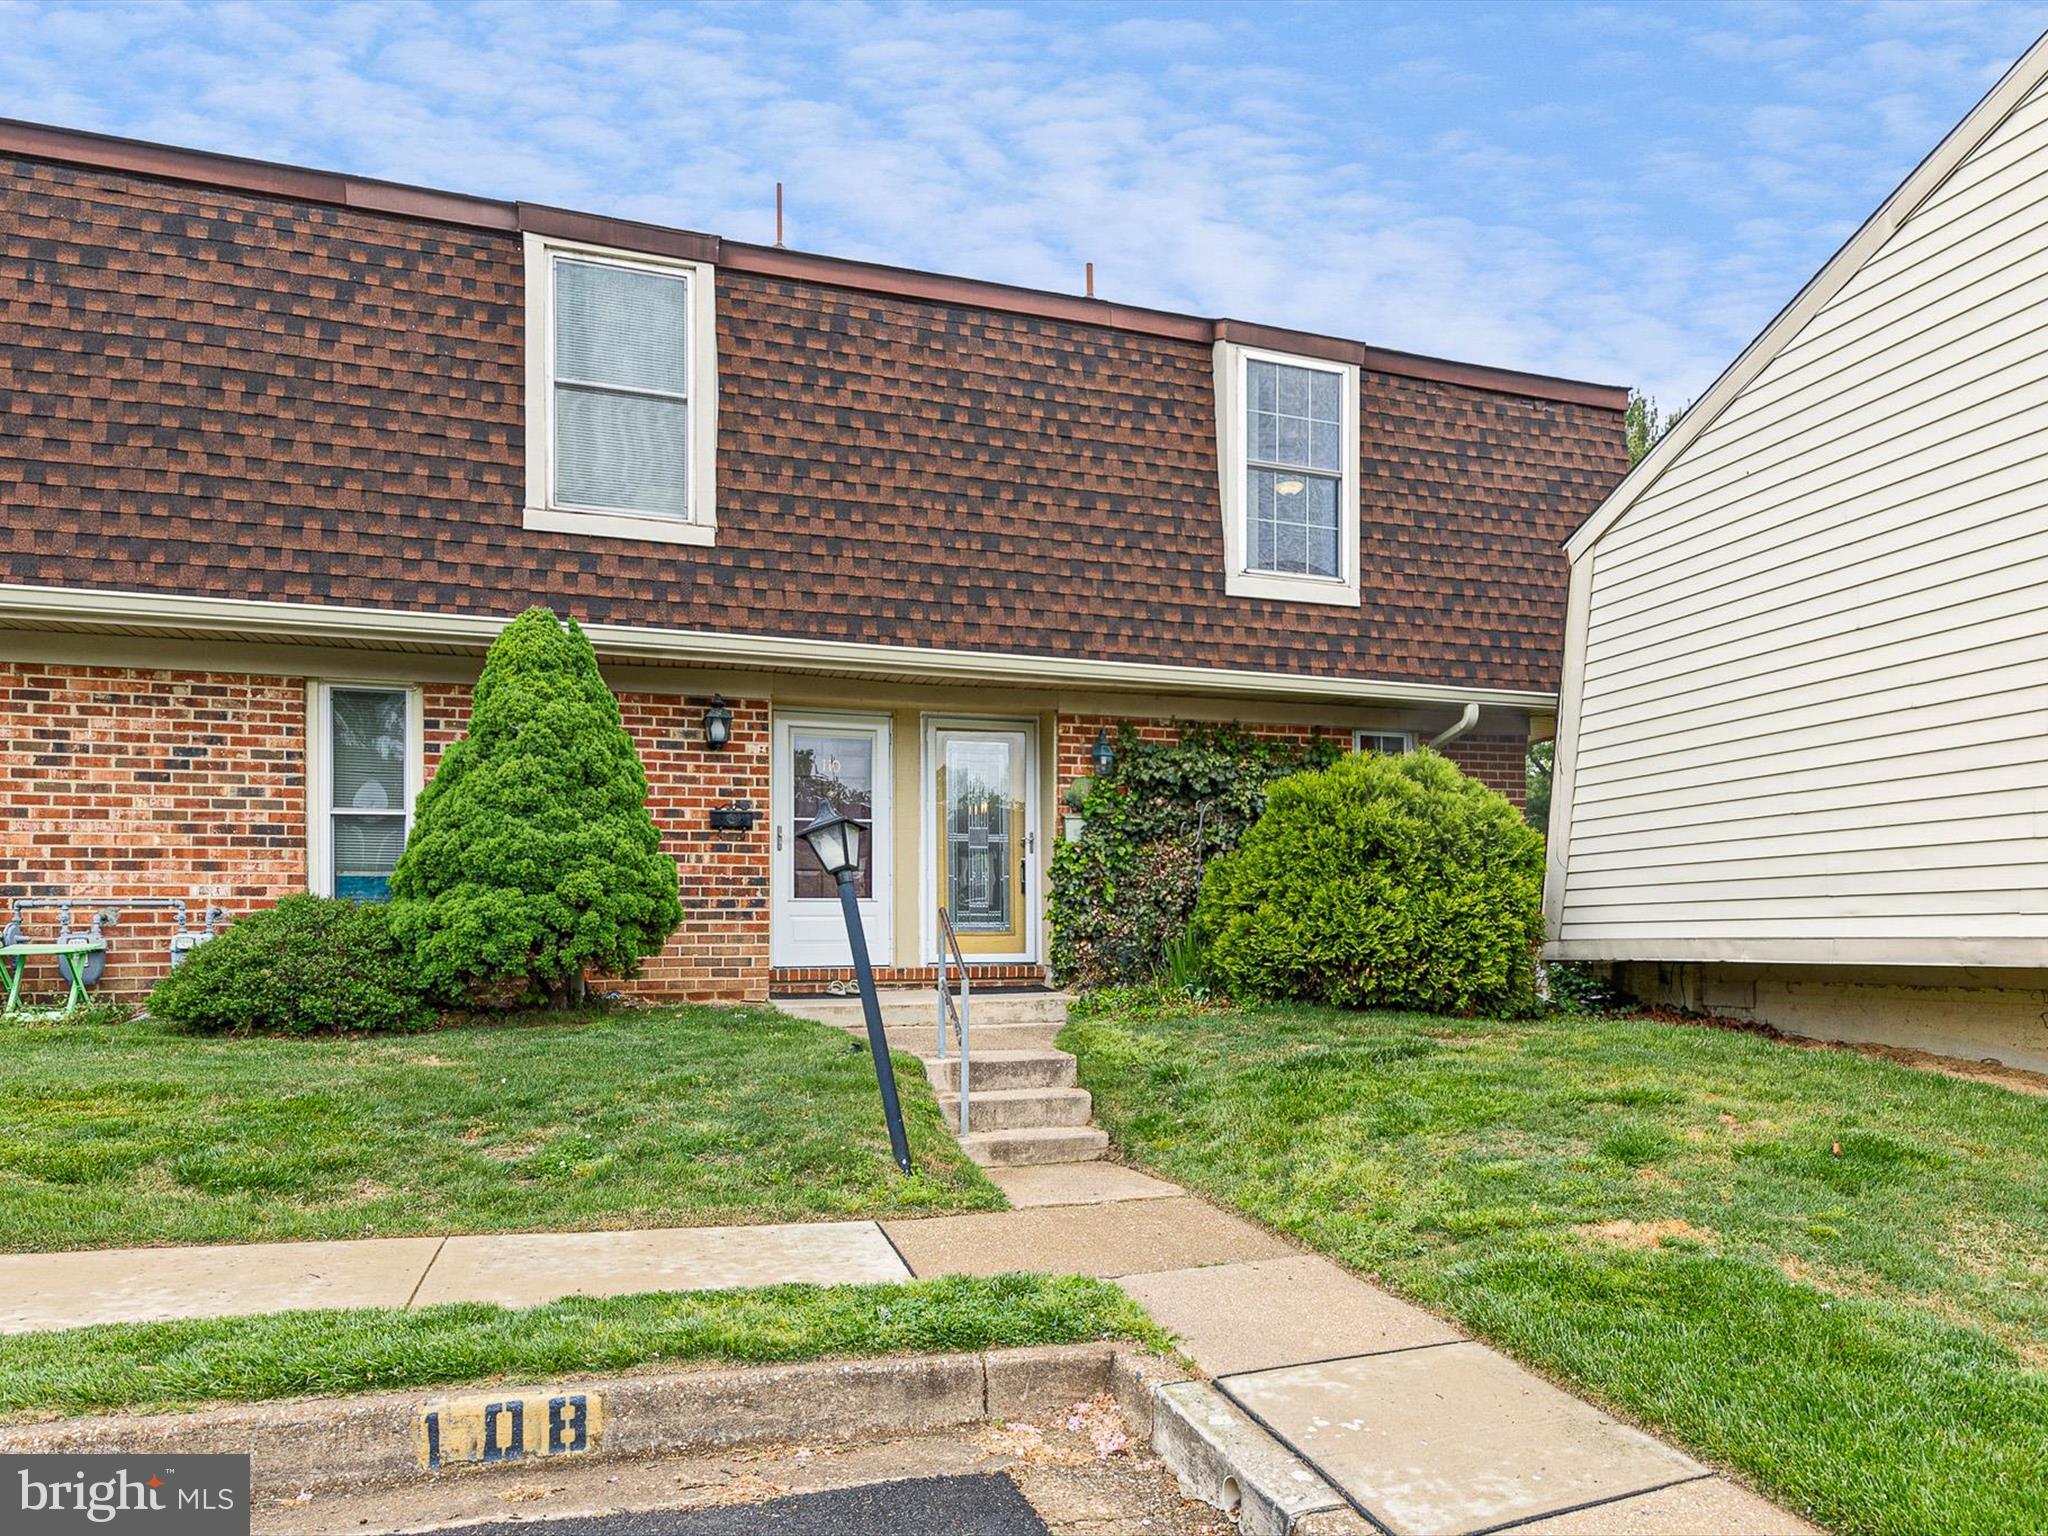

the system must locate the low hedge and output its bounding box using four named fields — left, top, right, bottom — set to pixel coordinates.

left=146, top=894, right=430, bottom=1036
